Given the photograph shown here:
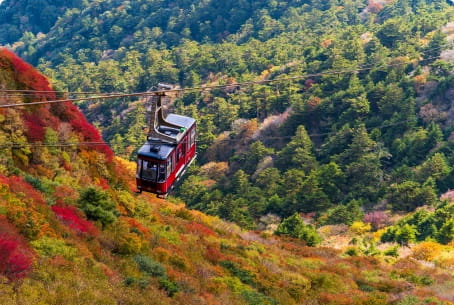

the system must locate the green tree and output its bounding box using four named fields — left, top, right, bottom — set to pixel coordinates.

left=396, top=224, right=417, bottom=246
left=78, top=187, right=119, bottom=227
left=416, top=152, right=450, bottom=184
left=275, top=213, right=321, bottom=246
left=320, top=200, right=363, bottom=225
left=276, top=125, right=318, bottom=172
left=388, top=180, right=437, bottom=212
left=437, top=219, right=454, bottom=244
left=242, top=141, right=274, bottom=174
